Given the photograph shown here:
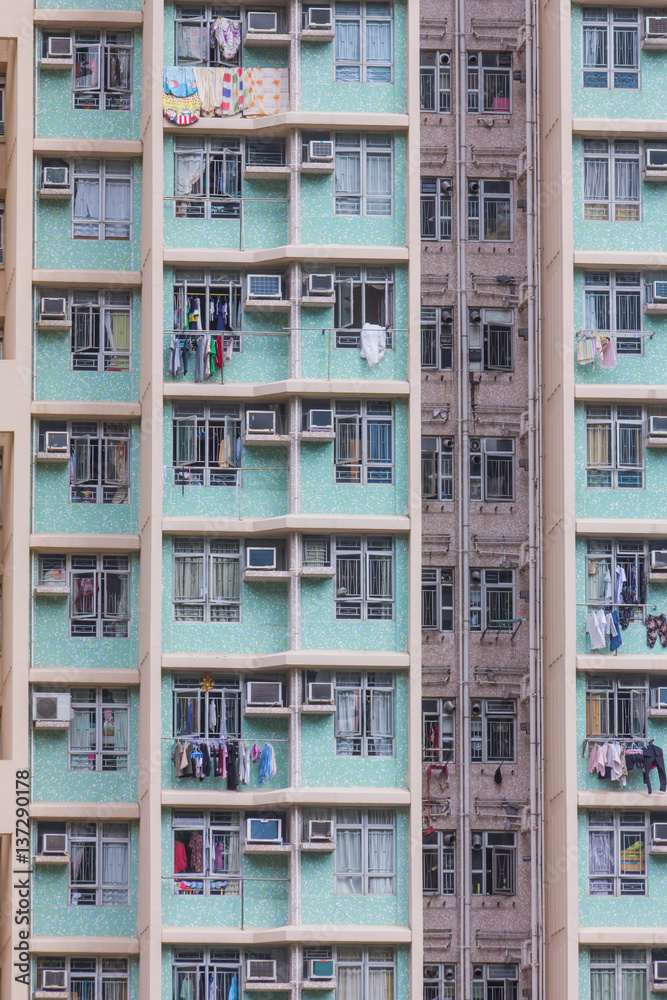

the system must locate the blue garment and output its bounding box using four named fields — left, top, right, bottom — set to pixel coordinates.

left=609, top=609, right=622, bottom=652
left=227, top=977, right=238, bottom=1000
left=164, top=66, right=198, bottom=97
left=258, top=743, right=273, bottom=785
